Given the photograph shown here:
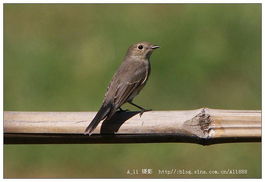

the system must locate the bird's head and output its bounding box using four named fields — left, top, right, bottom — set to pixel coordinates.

left=126, top=41, right=160, bottom=60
